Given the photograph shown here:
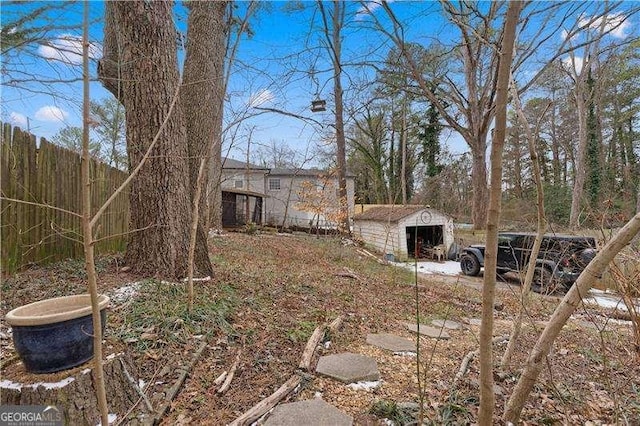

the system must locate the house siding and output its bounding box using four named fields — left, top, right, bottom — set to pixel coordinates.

left=265, top=174, right=355, bottom=228
left=220, top=158, right=355, bottom=229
